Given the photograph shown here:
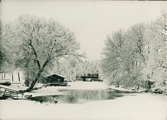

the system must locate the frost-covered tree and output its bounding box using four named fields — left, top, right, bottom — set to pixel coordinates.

left=100, top=12, right=167, bottom=91
left=142, top=12, right=167, bottom=91
left=100, top=24, right=147, bottom=88
left=2, top=14, right=83, bottom=91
